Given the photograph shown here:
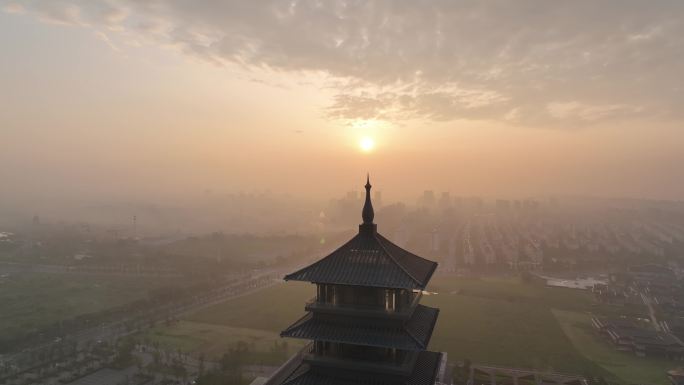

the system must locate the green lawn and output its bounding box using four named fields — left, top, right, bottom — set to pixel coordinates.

left=186, top=281, right=313, bottom=331
left=427, top=276, right=596, bottom=312
left=136, top=320, right=306, bottom=363
left=155, top=276, right=675, bottom=382
left=553, top=309, right=674, bottom=385
left=0, top=273, right=178, bottom=343
left=182, top=277, right=606, bottom=374
left=423, top=277, right=611, bottom=377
